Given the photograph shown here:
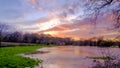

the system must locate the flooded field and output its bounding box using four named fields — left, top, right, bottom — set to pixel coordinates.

left=23, top=46, right=120, bottom=68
